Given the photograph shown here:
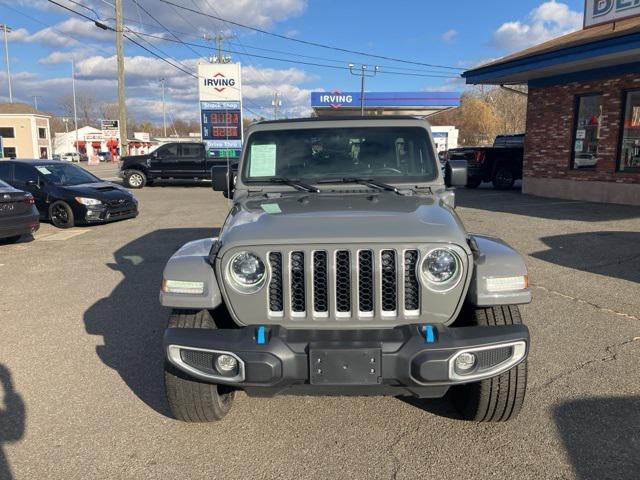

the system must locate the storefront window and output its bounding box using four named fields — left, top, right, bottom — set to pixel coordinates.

left=571, top=94, right=602, bottom=170
left=618, top=90, right=640, bottom=173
